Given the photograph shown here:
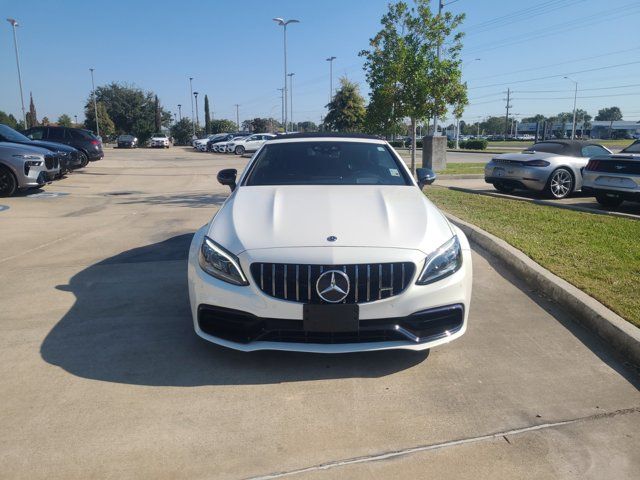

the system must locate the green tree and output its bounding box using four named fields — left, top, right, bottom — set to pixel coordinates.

left=521, top=114, right=546, bottom=124
left=84, top=102, right=115, bottom=137
left=480, top=116, right=506, bottom=135
left=41, top=116, right=50, bottom=126
left=26, top=92, right=38, bottom=128
left=170, top=118, right=195, bottom=145
left=204, top=95, right=211, bottom=134
left=249, top=118, right=272, bottom=132
left=595, top=106, right=622, bottom=121
left=323, top=77, right=366, bottom=132
left=0, top=111, right=19, bottom=129
left=57, top=114, right=73, bottom=127
left=360, top=0, right=467, bottom=172
left=297, top=121, right=318, bottom=132
left=209, top=119, right=237, bottom=134
left=86, top=82, right=171, bottom=143
left=154, top=95, right=162, bottom=133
